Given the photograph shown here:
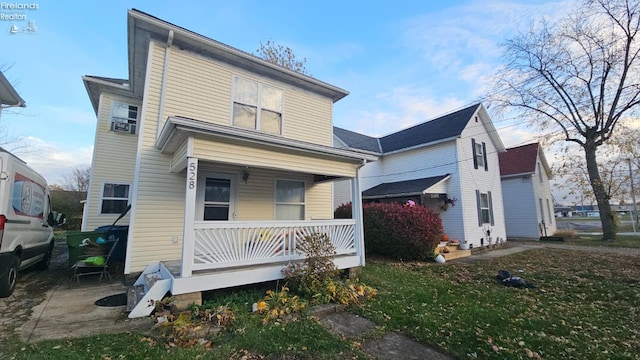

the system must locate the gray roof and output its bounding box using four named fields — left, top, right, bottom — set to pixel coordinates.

left=333, top=127, right=381, bottom=153
left=362, top=174, right=450, bottom=198
left=0, top=71, right=26, bottom=107
left=334, top=103, right=480, bottom=154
